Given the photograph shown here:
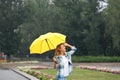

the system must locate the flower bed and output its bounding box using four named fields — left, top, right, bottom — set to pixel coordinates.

left=79, top=66, right=120, bottom=74
left=18, top=66, right=55, bottom=80
left=2, top=61, right=39, bottom=64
